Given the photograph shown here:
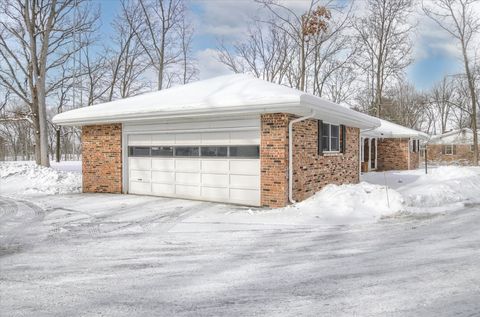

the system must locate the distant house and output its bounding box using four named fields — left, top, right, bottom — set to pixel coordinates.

left=427, top=128, right=479, bottom=165
left=360, top=118, right=428, bottom=172
left=53, top=74, right=380, bottom=207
